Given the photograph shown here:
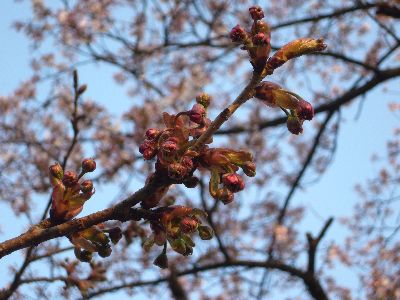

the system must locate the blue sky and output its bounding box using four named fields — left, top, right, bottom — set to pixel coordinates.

left=0, top=1, right=399, bottom=299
